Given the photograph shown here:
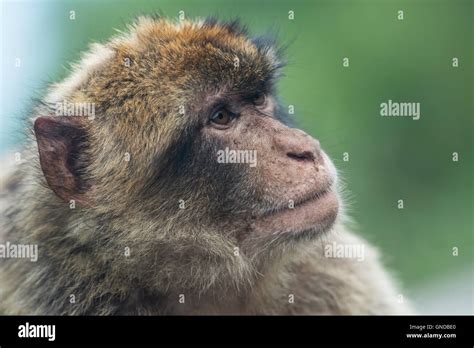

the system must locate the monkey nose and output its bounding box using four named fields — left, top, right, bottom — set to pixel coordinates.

left=287, top=150, right=315, bottom=162
left=274, top=129, right=321, bottom=164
